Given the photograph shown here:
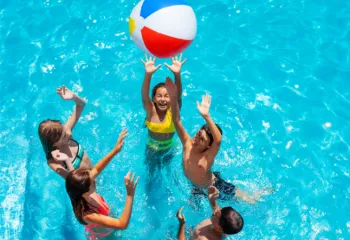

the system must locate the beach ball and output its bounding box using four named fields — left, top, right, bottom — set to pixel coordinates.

left=129, top=0, right=197, bottom=58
